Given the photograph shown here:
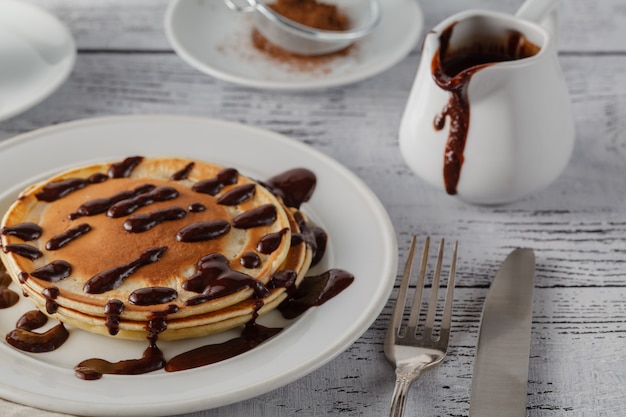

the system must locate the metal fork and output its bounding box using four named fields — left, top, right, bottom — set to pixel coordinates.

left=384, top=235, right=458, bottom=417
